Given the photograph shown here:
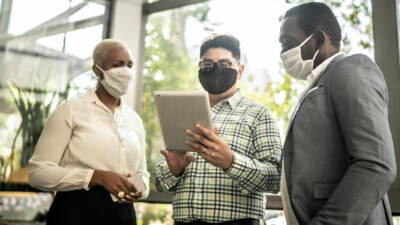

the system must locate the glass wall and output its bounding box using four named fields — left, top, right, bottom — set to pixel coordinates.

left=0, top=0, right=111, bottom=221
left=0, top=0, right=388, bottom=223
left=141, top=0, right=374, bottom=224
